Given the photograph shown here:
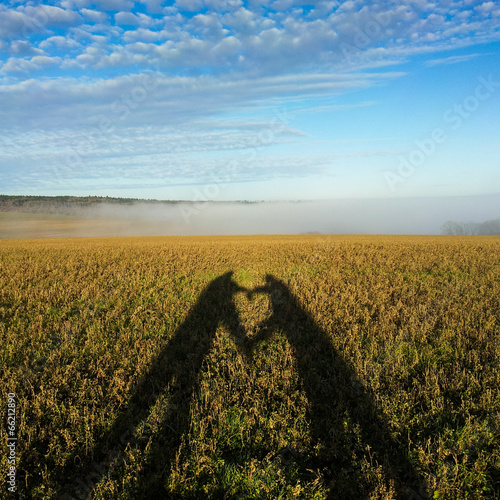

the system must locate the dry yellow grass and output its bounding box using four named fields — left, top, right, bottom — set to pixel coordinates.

left=1, top=235, right=499, bottom=499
